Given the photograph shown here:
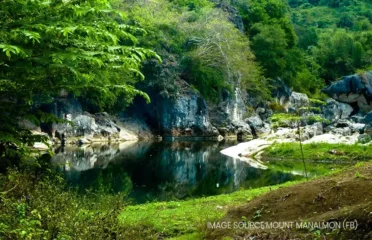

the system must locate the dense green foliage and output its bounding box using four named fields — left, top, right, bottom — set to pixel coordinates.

left=290, top=0, right=372, bottom=82
left=231, top=0, right=325, bottom=95
left=117, top=0, right=268, bottom=101
left=0, top=157, right=159, bottom=239
left=0, top=0, right=159, bottom=159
